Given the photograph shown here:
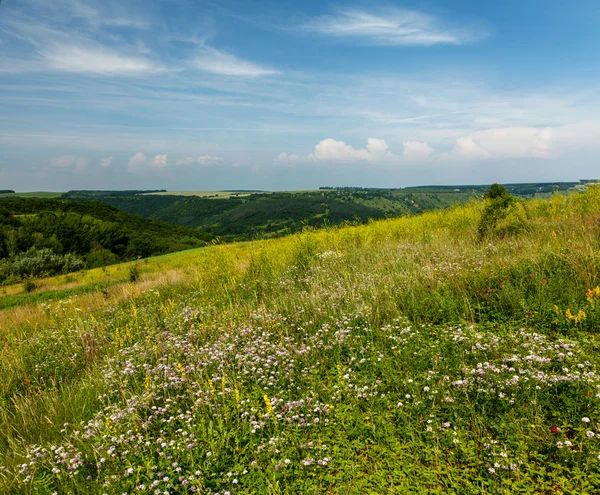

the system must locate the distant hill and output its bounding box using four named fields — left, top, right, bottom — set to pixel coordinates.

left=54, top=183, right=589, bottom=244
left=62, top=189, right=479, bottom=241
left=62, top=189, right=167, bottom=198
left=0, top=198, right=211, bottom=283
